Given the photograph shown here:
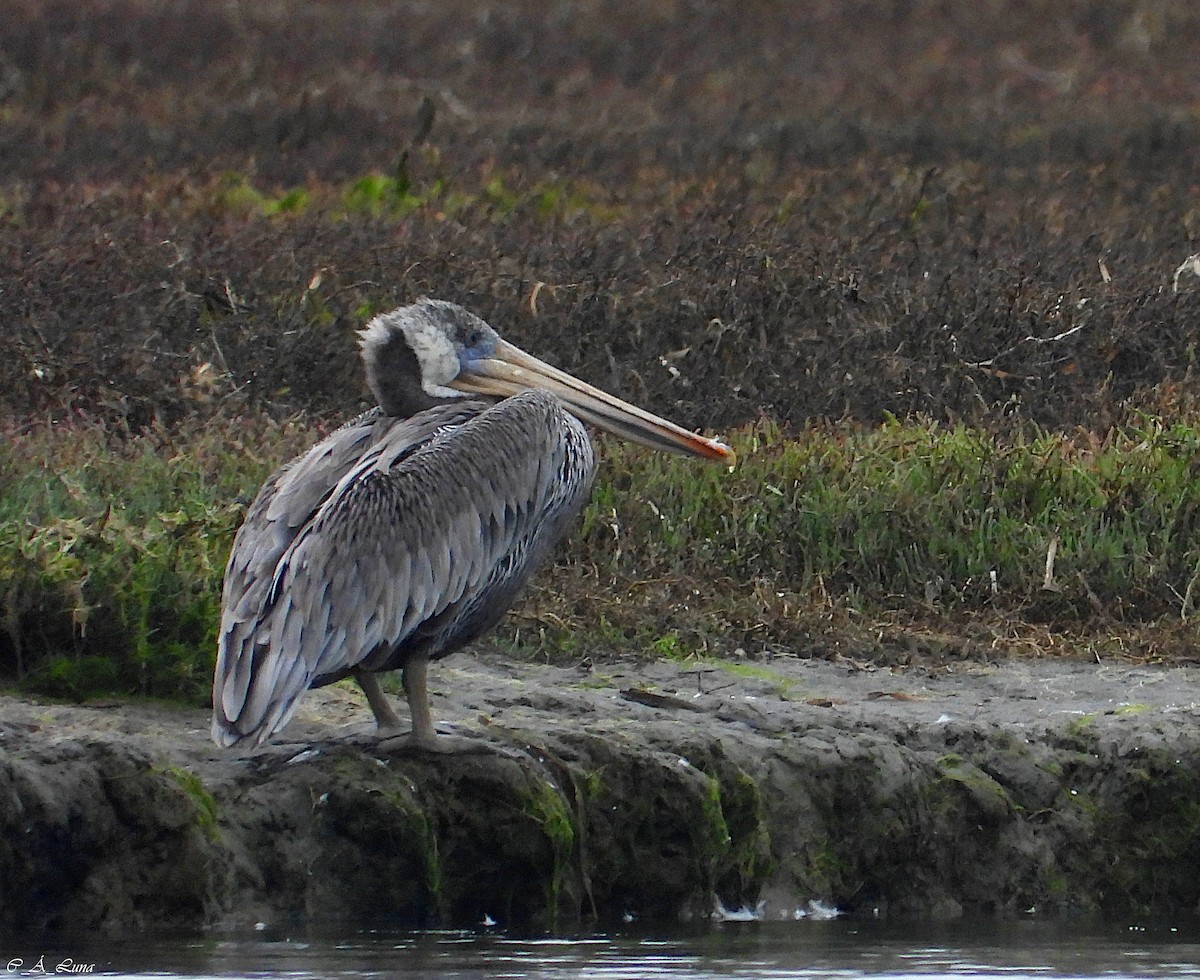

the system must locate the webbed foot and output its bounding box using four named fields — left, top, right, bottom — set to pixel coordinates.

left=377, top=728, right=498, bottom=755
